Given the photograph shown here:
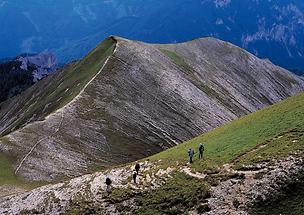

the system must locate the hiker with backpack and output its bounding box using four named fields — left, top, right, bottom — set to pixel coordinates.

left=188, top=148, right=195, bottom=164
left=135, top=163, right=140, bottom=175
left=198, top=143, right=205, bottom=159
left=132, top=170, right=137, bottom=184
left=105, top=177, right=112, bottom=193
